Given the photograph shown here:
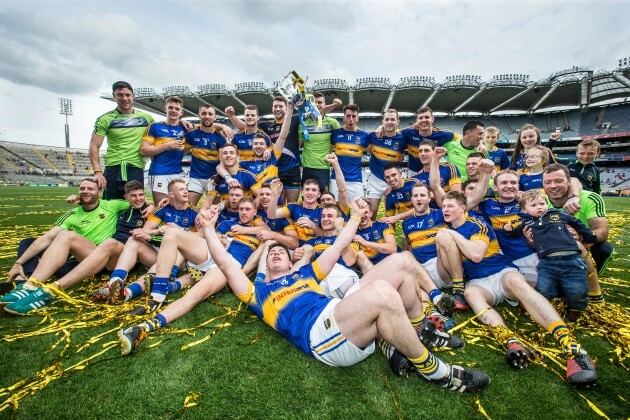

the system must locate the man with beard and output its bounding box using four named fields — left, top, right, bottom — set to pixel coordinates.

left=1, top=179, right=136, bottom=313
